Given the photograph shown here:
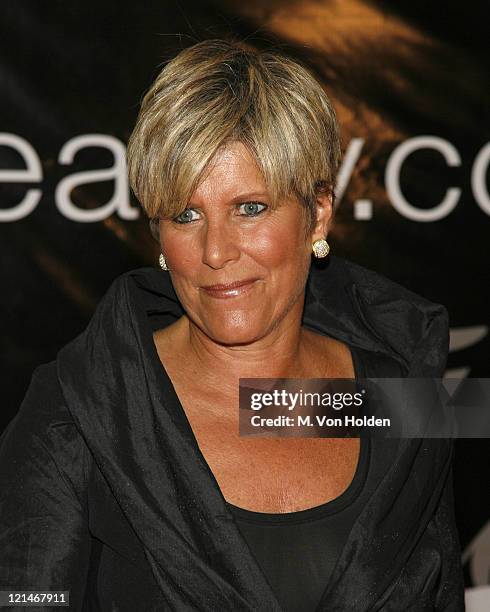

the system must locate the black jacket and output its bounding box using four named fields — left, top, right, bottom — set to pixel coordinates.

left=0, top=256, right=465, bottom=610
